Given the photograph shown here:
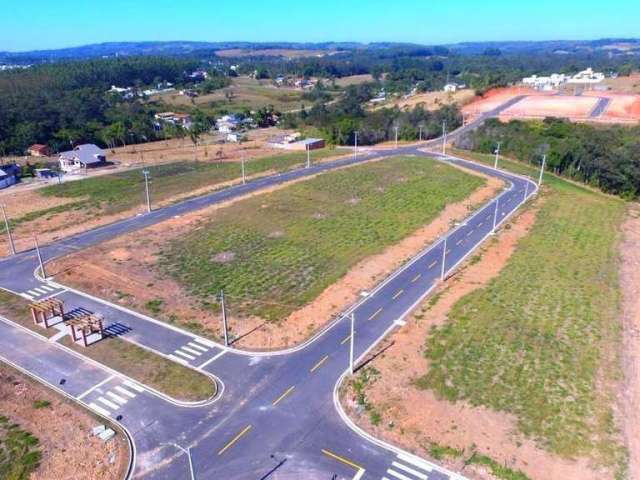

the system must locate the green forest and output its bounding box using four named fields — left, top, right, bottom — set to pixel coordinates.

left=457, top=118, right=640, bottom=198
